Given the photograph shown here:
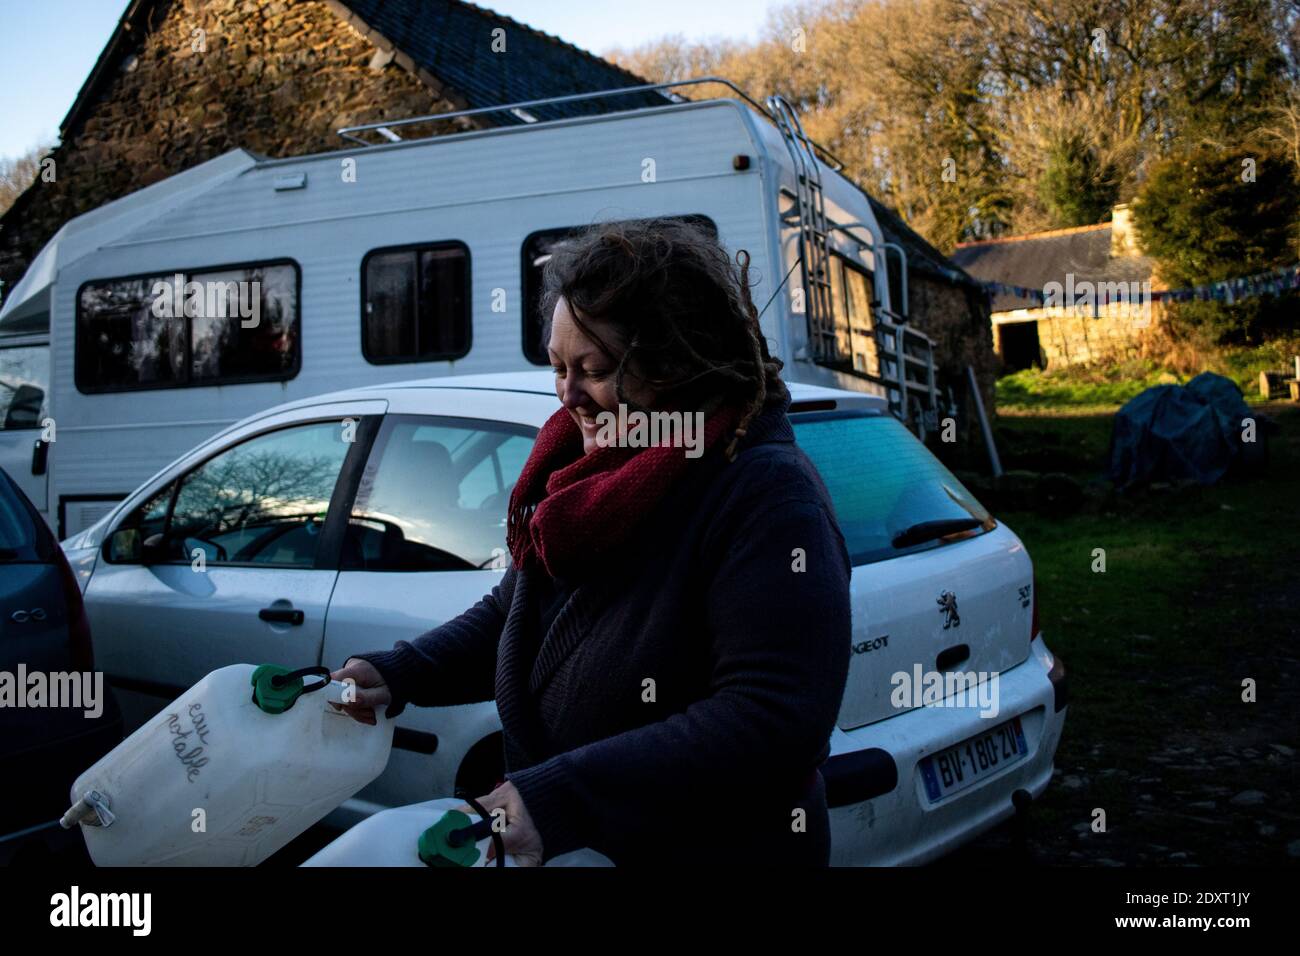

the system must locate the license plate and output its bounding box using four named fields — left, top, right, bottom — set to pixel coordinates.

left=919, top=717, right=1027, bottom=803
